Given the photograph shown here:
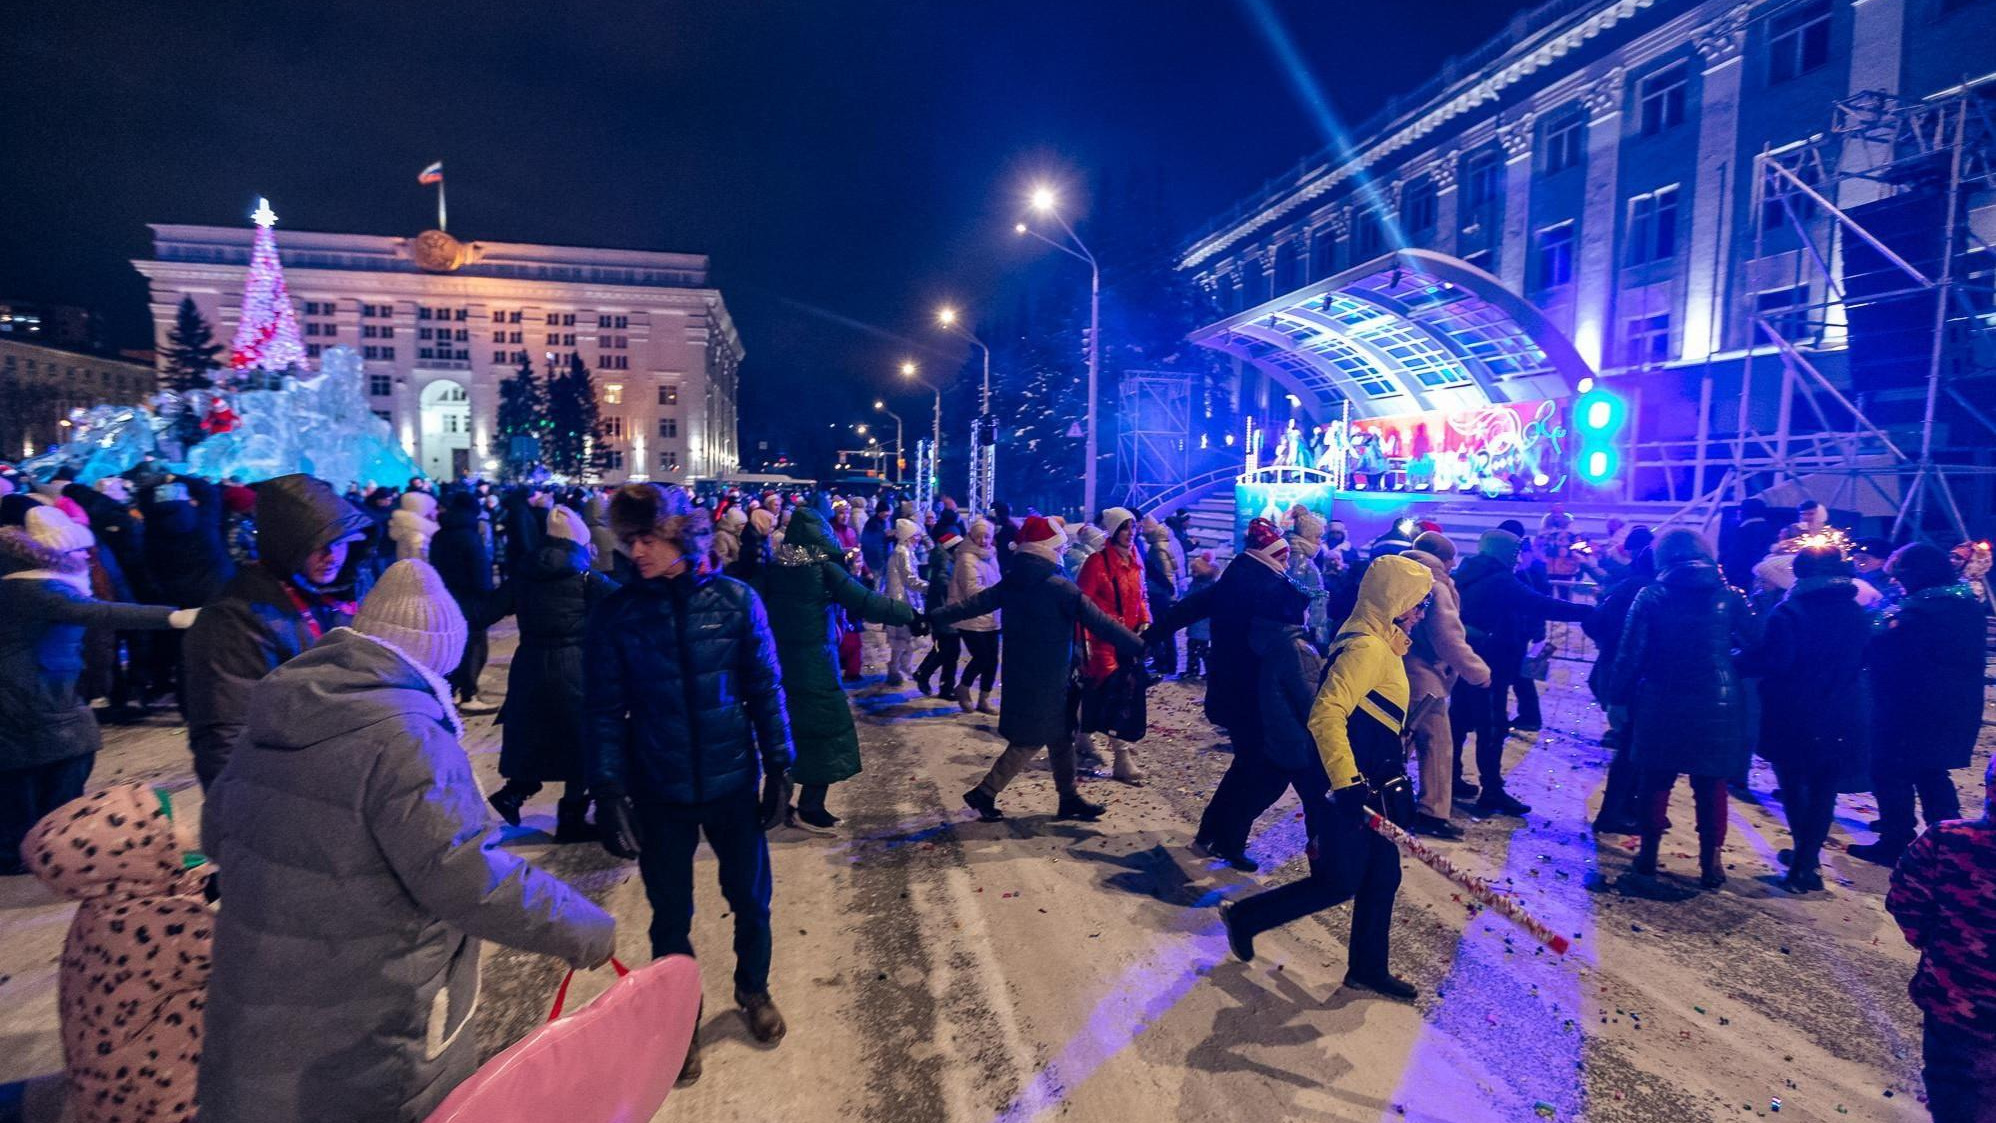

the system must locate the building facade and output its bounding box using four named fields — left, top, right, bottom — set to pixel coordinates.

left=1182, top=0, right=1996, bottom=502
left=0, top=339, right=157, bottom=459
left=132, top=224, right=743, bottom=484
left=0, top=300, right=100, bottom=352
